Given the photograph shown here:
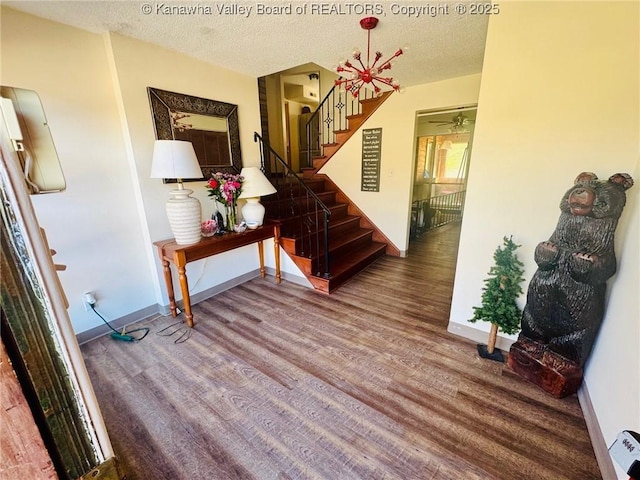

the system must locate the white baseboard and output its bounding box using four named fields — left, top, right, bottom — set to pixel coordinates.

left=75, top=304, right=159, bottom=345
left=264, top=266, right=313, bottom=288
left=578, top=384, right=618, bottom=480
